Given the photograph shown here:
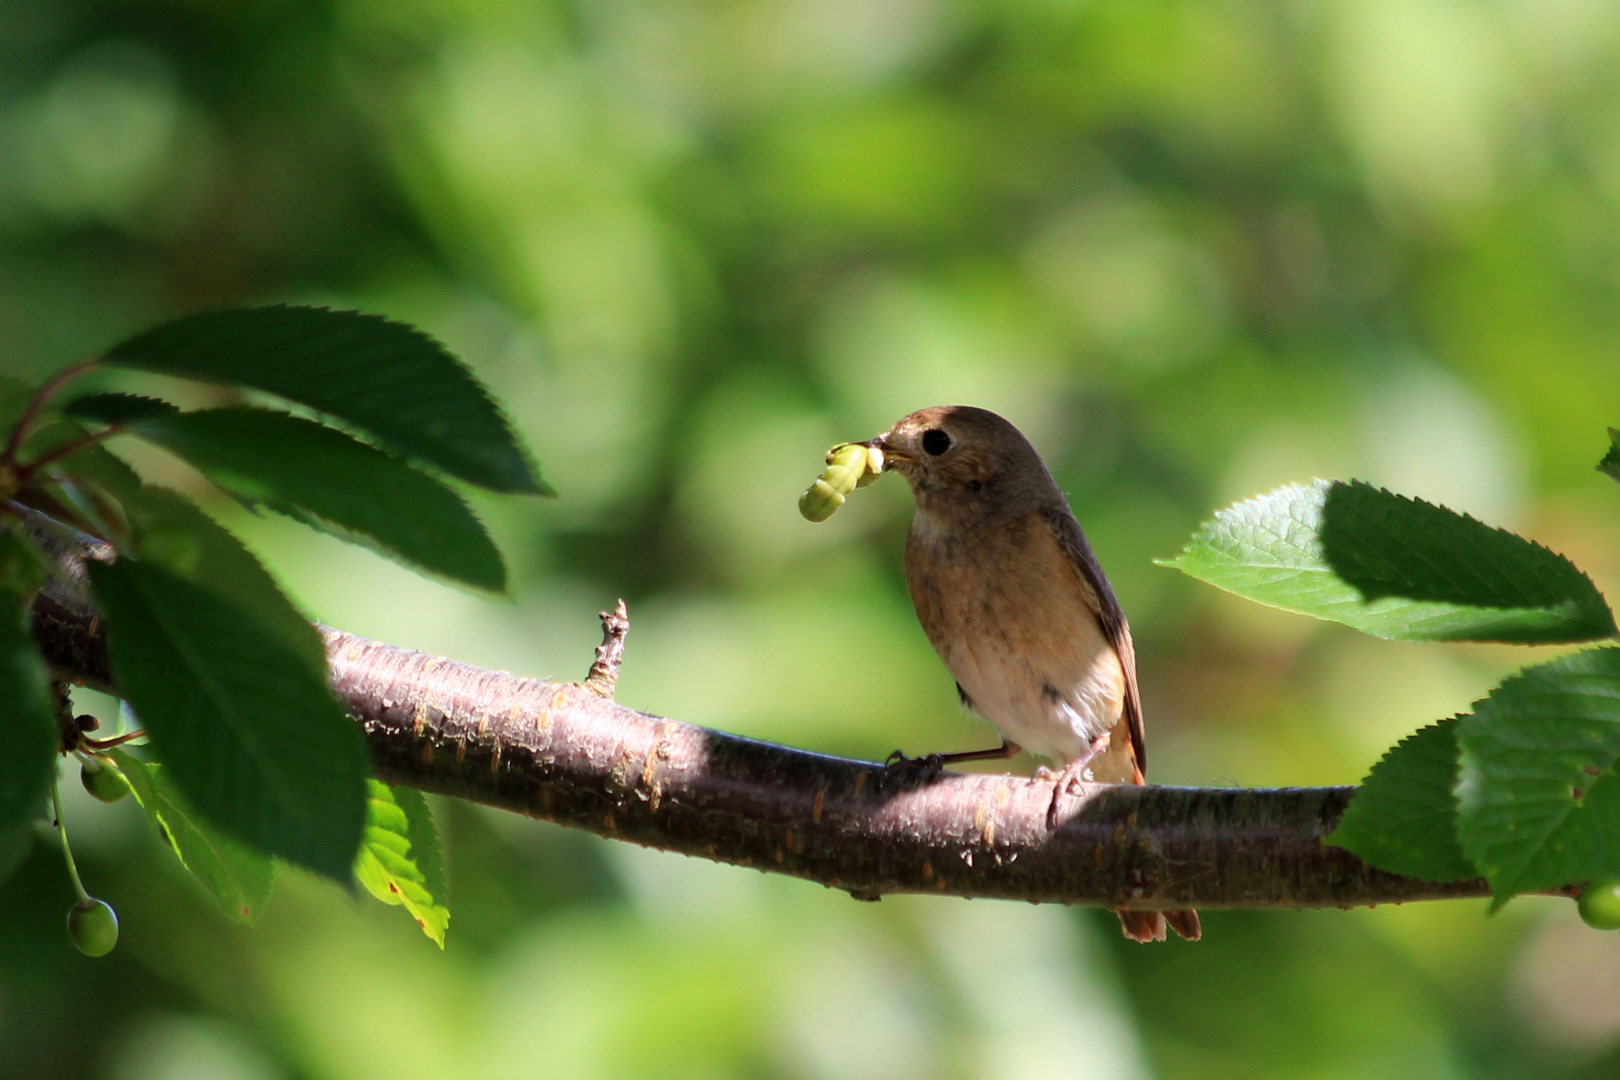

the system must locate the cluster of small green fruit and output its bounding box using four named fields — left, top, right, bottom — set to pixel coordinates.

left=58, top=714, right=137, bottom=958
